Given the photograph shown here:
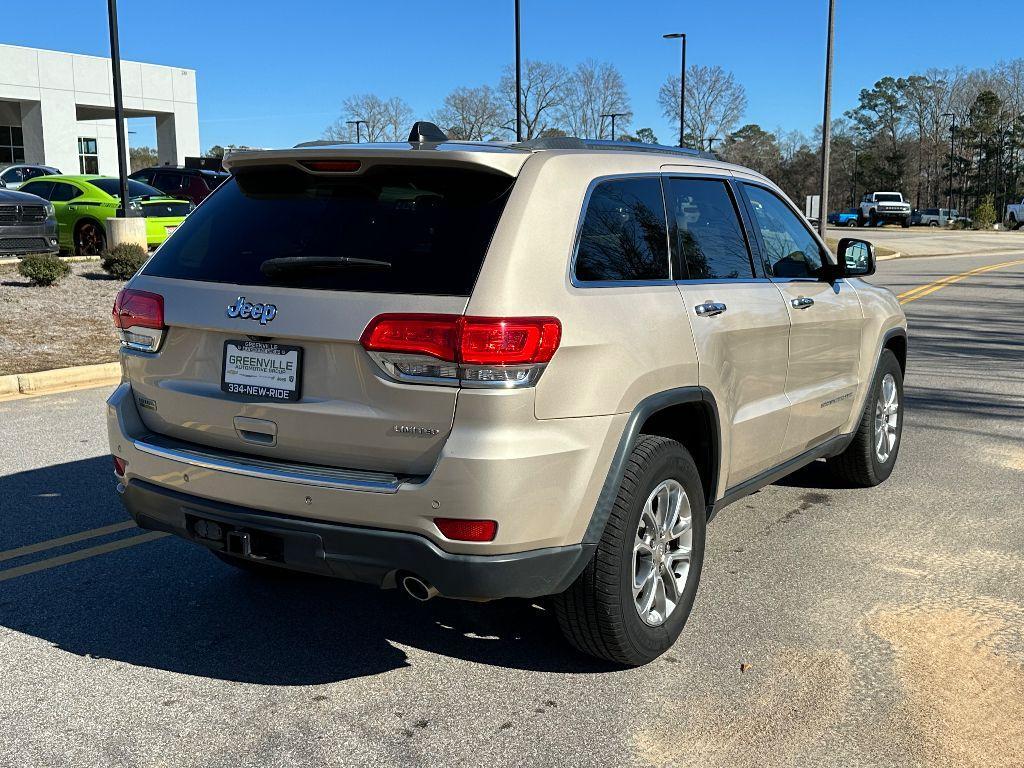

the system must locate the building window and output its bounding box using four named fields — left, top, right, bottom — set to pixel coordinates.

left=0, top=126, right=25, bottom=164
left=78, top=137, right=99, bottom=174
